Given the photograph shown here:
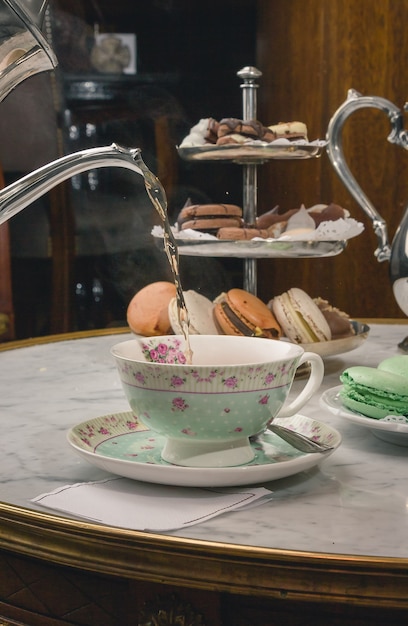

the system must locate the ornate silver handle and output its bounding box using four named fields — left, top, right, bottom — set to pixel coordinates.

left=326, top=89, right=408, bottom=262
